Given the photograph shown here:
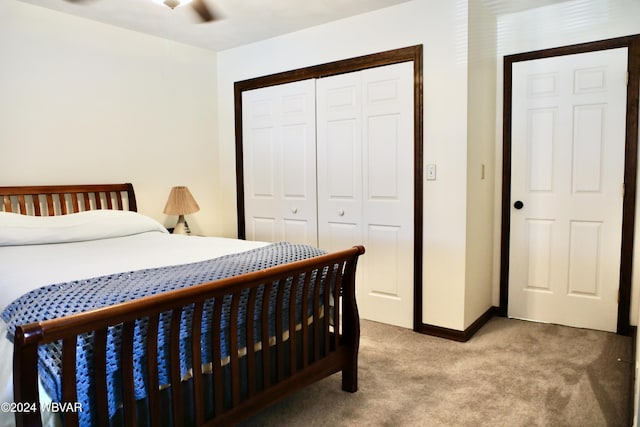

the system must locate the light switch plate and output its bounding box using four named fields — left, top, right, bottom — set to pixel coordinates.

left=426, top=164, right=436, bottom=181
